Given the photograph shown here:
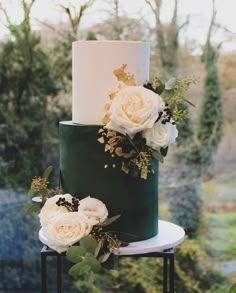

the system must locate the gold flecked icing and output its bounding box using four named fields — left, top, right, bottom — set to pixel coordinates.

left=113, top=64, right=136, bottom=86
